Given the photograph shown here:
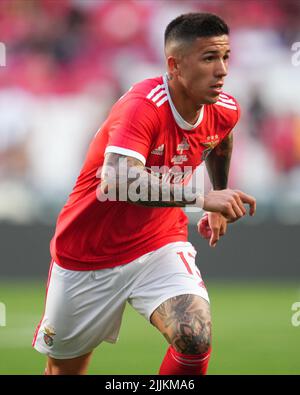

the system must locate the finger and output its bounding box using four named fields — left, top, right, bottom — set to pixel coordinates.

left=210, top=226, right=220, bottom=247
left=249, top=197, right=256, bottom=216
left=233, top=194, right=247, bottom=216
left=220, top=220, right=227, bottom=236
left=223, top=203, right=237, bottom=222
left=235, top=190, right=256, bottom=216
left=230, top=198, right=245, bottom=219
